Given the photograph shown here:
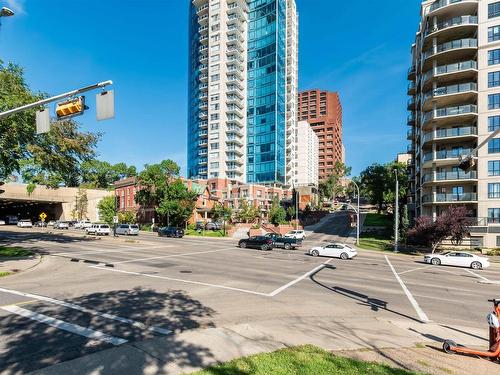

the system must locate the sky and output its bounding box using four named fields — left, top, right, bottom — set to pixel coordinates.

left=0, top=0, right=422, bottom=177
